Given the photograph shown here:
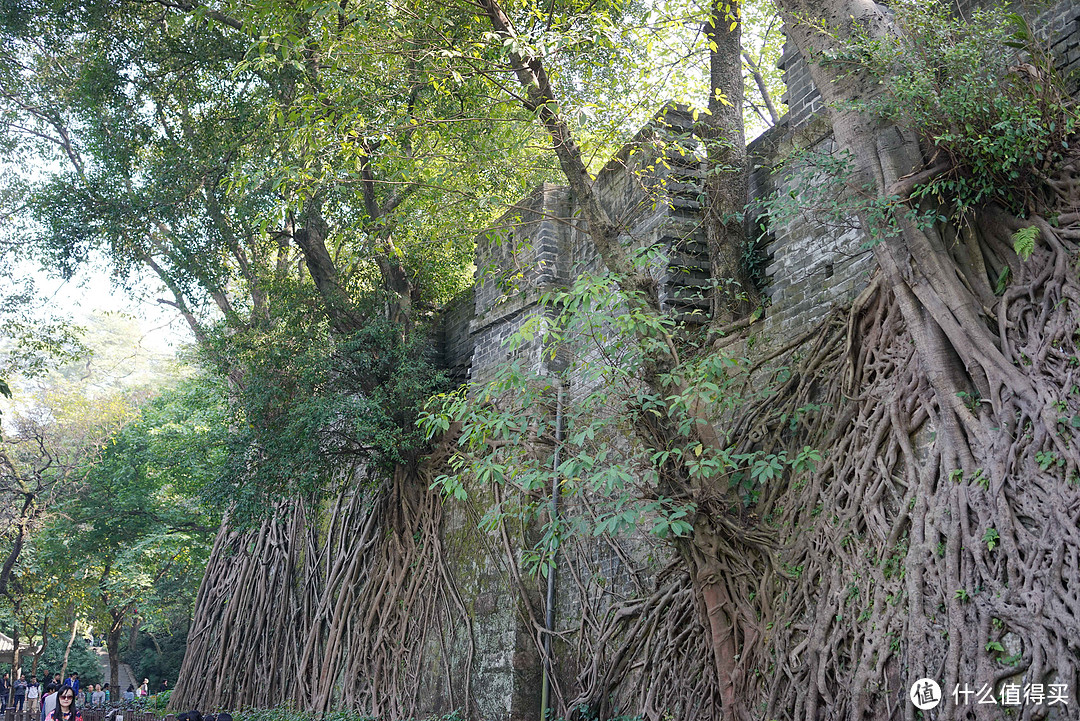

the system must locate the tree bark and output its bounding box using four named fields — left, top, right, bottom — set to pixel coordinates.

left=107, top=622, right=122, bottom=694
left=699, top=13, right=761, bottom=712
left=0, top=493, right=34, bottom=598
left=705, top=0, right=755, bottom=323
left=126, top=618, right=139, bottom=653
left=31, top=613, right=47, bottom=677
left=11, top=623, right=21, bottom=680
left=293, top=198, right=366, bottom=336
left=59, top=614, right=78, bottom=680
